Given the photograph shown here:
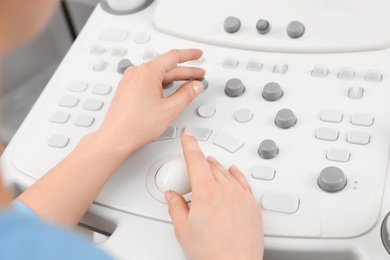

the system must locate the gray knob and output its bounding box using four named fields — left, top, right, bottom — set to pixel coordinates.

left=318, top=166, right=347, bottom=192
left=275, top=109, right=297, bottom=128
left=258, top=139, right=279, bottom=159
left=224, top=16, right=241, bottom=33
left=287, top=21, right=305, bottom=38
left=117, top=59, right=133, bottom=74
left=225, top=78, right=245, bottom=97
left=381, top=211, right=390, bottom=254
left=256, top=19, right=270, bottom=34
left=262, top=82, right=283, bottom=101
